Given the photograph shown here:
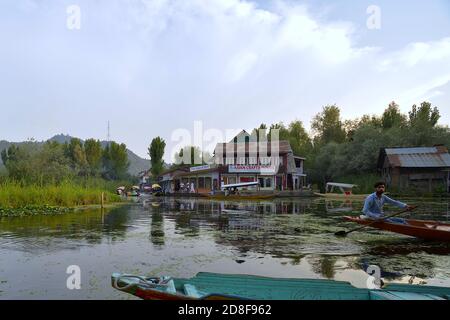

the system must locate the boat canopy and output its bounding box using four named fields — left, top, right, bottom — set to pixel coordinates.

left=326, top=182, right=358, bottom=194
left=221, top=181, right=259, bottom=190
left=326, top=182, right=357, bottom=189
